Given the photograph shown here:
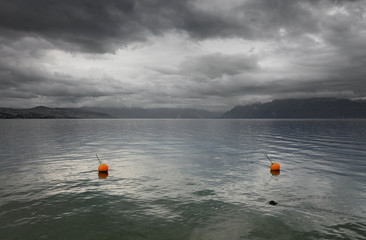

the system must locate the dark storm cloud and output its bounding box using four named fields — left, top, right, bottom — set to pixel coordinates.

left=0, top=0, right=362, bottom=54
left=0, top=0, right=138, bottom=53
left=0, top=0, right=364, bottom=50
left=0, top=0, right=330, bottom=53
left=1, top=0, right=366, bottom=109
left=0, top=0, right=209, bottom=53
